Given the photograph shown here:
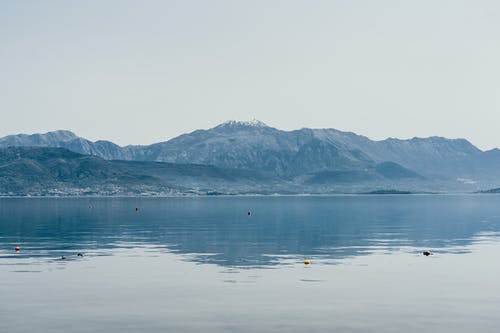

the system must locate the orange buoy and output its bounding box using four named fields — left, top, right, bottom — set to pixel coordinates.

left=15, top=246, right=20, bottom=252
left=304, top=259, right=311, bottom=265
